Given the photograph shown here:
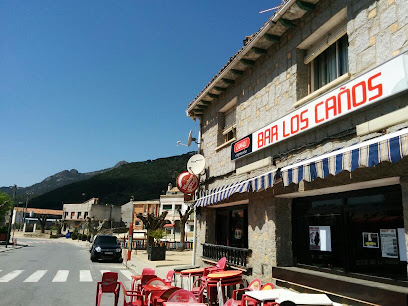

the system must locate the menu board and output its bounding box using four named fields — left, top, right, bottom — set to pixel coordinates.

left=362, top=232, right=379, bottom=248
left=309, top=226, right=332, bottom=252
left=380, top=229, right=398, bottom=258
